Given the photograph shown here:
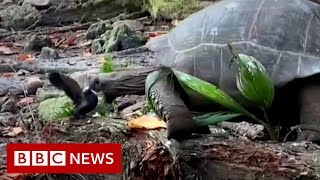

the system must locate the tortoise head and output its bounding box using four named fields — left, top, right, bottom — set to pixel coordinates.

left=90, top=70, right=147, bottom=103
left=90, top=73, right=118, bottom=103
